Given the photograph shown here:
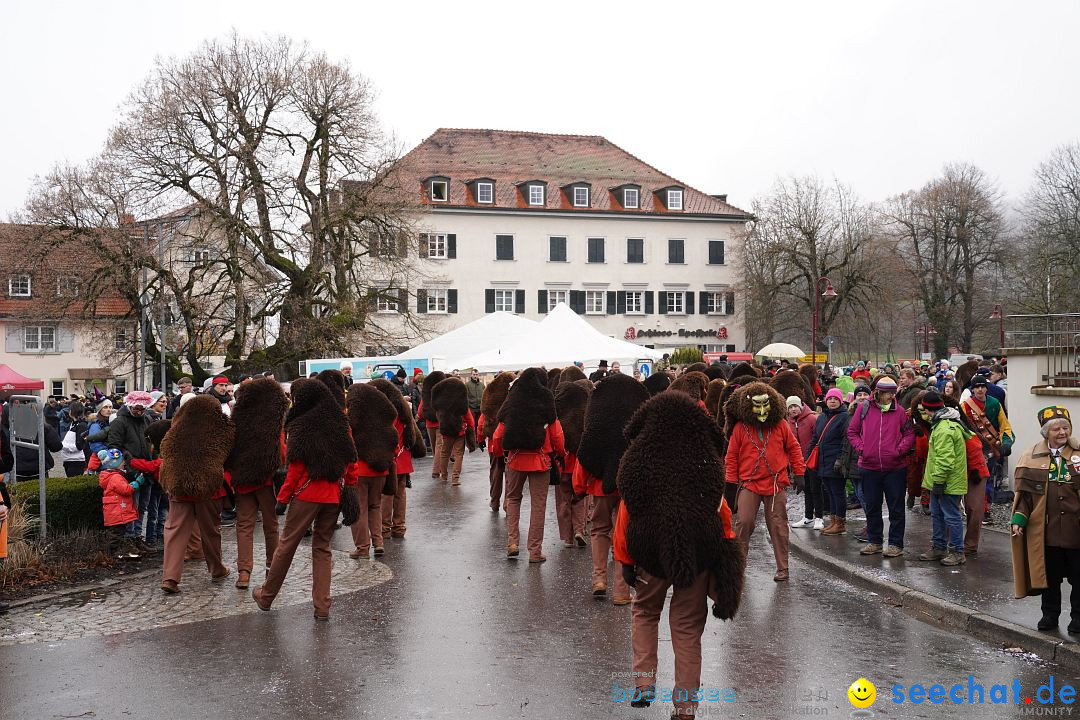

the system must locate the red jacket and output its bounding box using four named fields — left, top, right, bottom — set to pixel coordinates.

left=572, top=460, right=616, bottom=497
left=490, top=420, right=566, bottom=472
left=277, top=459, right=361, bottom=505
left=393, top=418, right=413, bottom=475
left=563, top=451, right=578, bottom=476
left=129, top=457, right=161, bottom=481
left=416, top=400, right=439, bottom=430
left=100, top=469, right=138, bottom=527
left=439, top=409, right=476, bottom=439
left=786, top=406, right=818, bottom=458
left=725, top=420, right=805, bottom=495
left=221, top=433, right=285, bottom=494
left=613, top=496, right=735, bottom=566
